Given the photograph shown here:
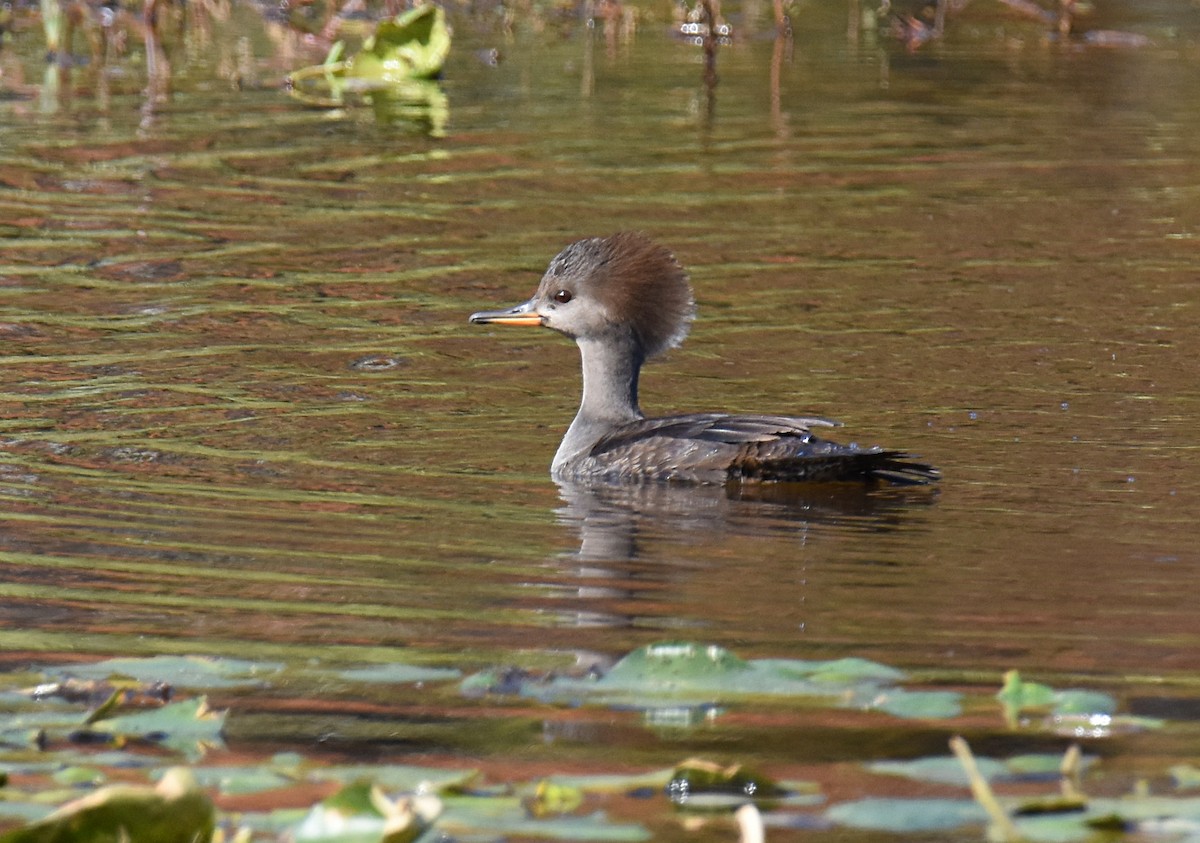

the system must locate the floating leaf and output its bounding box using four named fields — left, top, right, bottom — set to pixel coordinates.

left=1172, top=764, right=1200, bottom=790
left=290, top=781, right=441, bottom=843
left=1052, top=689, right=1117, bottom=716
left=666, top=758, right=785, bottom=812
left=335, top=664, right=460, bottom=685
left=464, top=642, right=959, bottom=720
left=787, top=657, right=906, bottom=686
left=1011, top=795, right=1200, bottom=842
left=86, top=697, right=225, bottom=757
left=57, top=656, right=282, bottom=690
left=853, top=687, right=963, bottom=719
left=826, top=797, right=988, bottom=832
left=438, top=802, right=650, bottom=842
left=870, top=756, right=1009, bottom=787
left=311, top=764, right=477, bottom=792
left=536, top=769, right=677, bottom=795
left=187, top=765, right=295, bottom=796
left=49, top=766, right=106, bottom=787
left=997, top=670, right=1057, bottom=712
left=346, top=5, right=450, bottom=84
left=998, top=670, right=1119, bottom=728
left=0, top=767, right=213, bottom=843
left=529, top=780, right=584, bottom=816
